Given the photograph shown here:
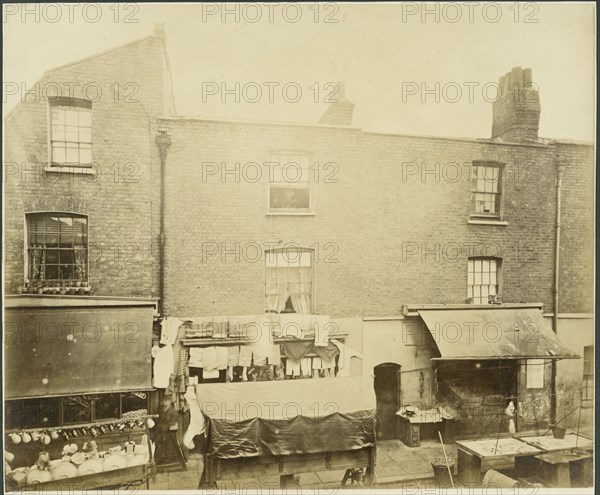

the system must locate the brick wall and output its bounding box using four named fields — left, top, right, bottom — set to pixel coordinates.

left=4, top=33, right=172, bottom=297
left=156, top=115, right=591, bottom=318
left=5, top=35, right=593, bottom=319
left=556, top=143, right=595, bottom=313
